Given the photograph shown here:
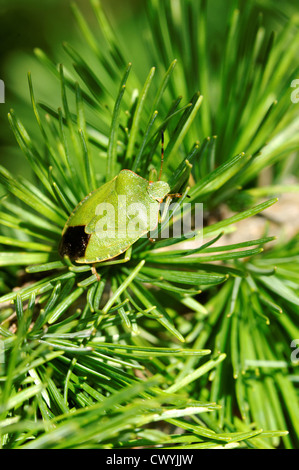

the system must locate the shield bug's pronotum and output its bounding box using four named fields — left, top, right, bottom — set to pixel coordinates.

left=59, top=133, right=181, bottom=279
